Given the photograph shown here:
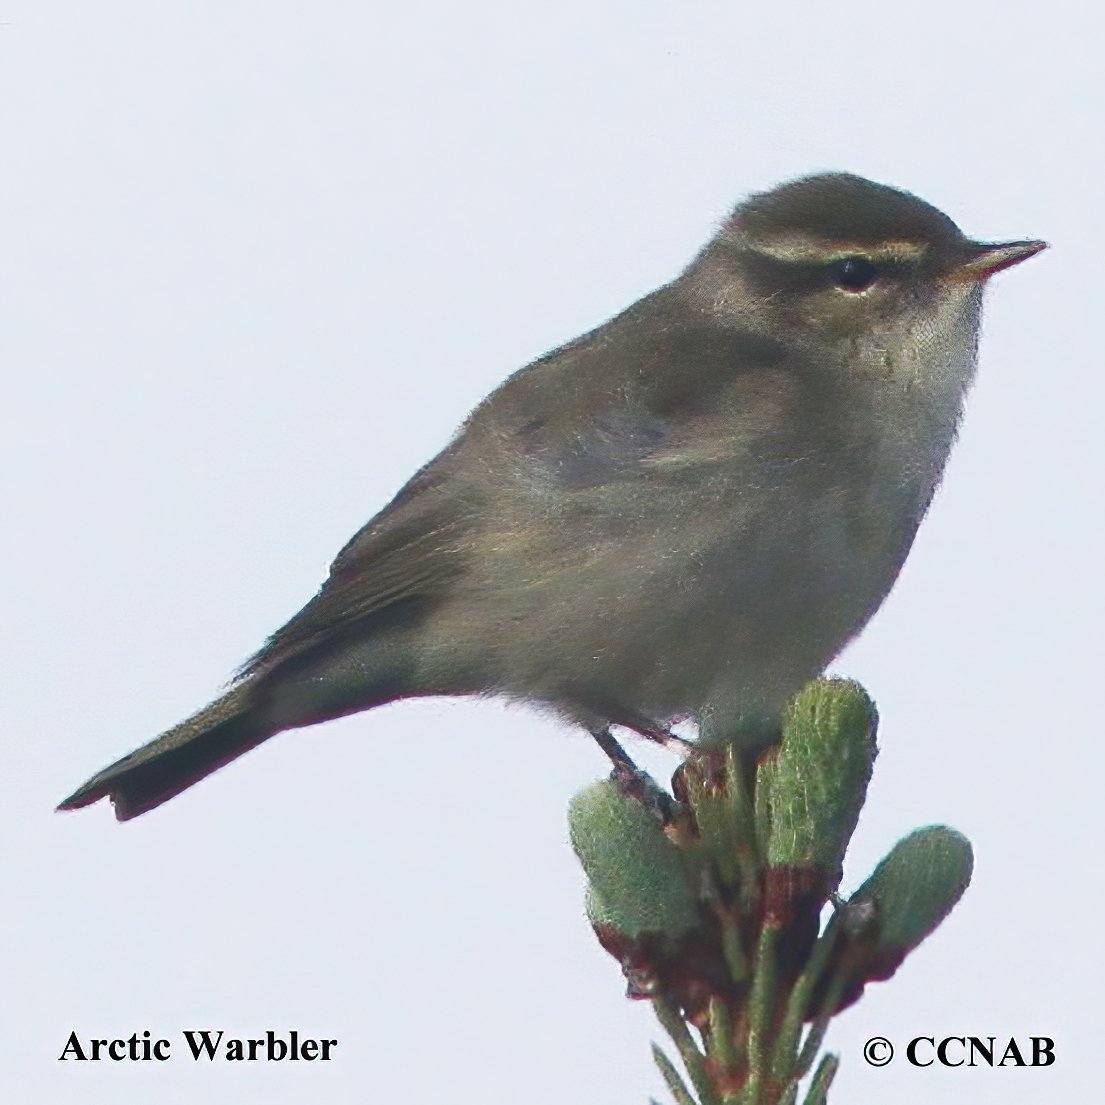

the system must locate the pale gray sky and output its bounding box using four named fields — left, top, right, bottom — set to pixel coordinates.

left=3, top=3, right=1101, bottom=1103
